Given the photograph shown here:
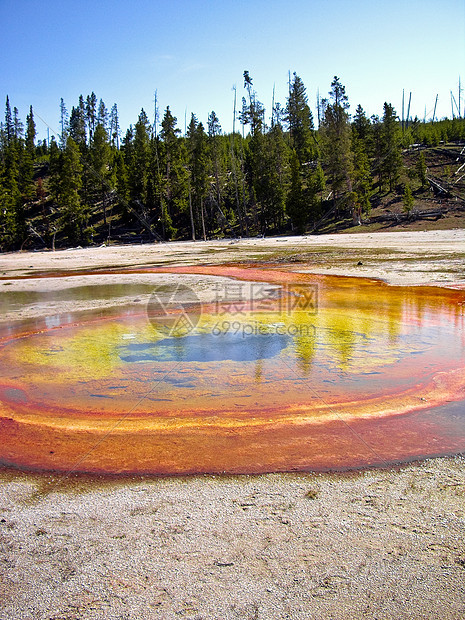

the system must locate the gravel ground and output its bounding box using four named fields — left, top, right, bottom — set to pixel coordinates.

left=1, top=458, right=464, bottom=620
